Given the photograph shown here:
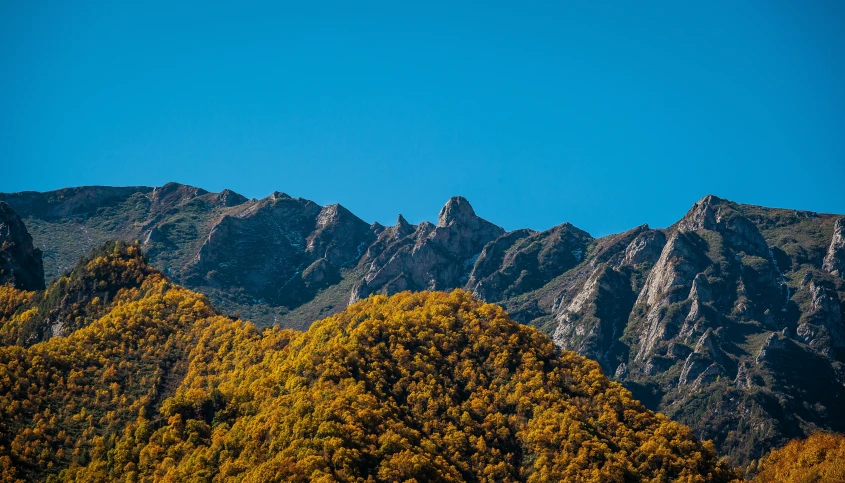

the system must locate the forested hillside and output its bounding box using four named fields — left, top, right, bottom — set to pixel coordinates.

left=751, top=432, right=845, bottom=483
left=0, top=243, right=742, bottom=482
